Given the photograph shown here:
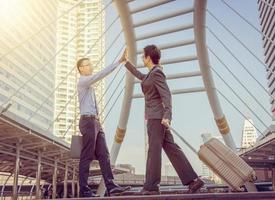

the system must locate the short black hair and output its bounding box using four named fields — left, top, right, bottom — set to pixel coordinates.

left=143, top=45, right=161, bottom=65
left=76, top=58, right=89, bottom=73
